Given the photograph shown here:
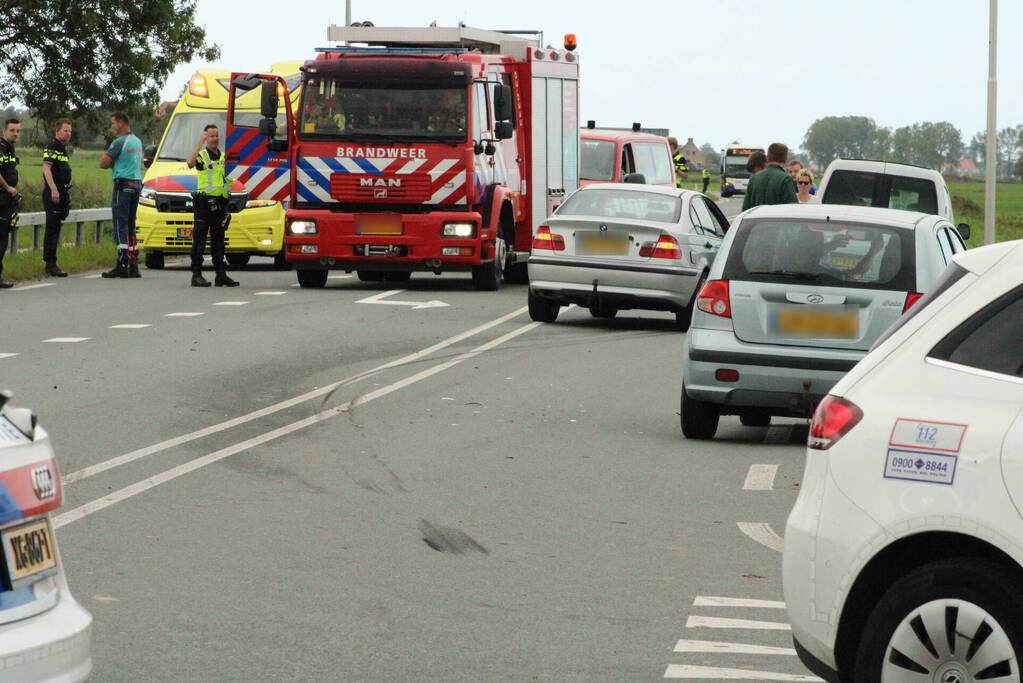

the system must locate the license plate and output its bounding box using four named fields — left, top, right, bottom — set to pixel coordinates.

left=772, top=307, right=858, bottom=338
left=177, top=228, right=193, bottom=239
left=2, top=518, right=58, bottom=585
left=578, top=234, right=628, bottom=255
left=356, top=215, right=403, bottom=236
